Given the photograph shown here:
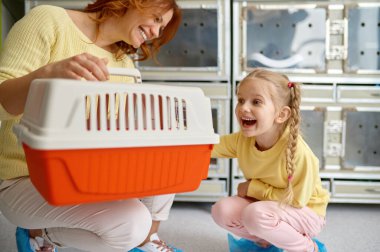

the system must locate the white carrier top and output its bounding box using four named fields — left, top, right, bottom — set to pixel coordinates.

left=14, top=68, right=219, bottom=150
